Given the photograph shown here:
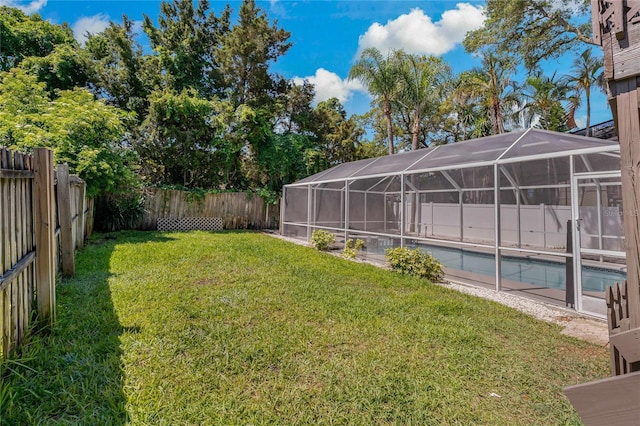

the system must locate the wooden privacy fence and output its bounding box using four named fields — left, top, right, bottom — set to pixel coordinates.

left=0, top=147, right=93, bottom=360
left=139, top=188, right=279, bottom=231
